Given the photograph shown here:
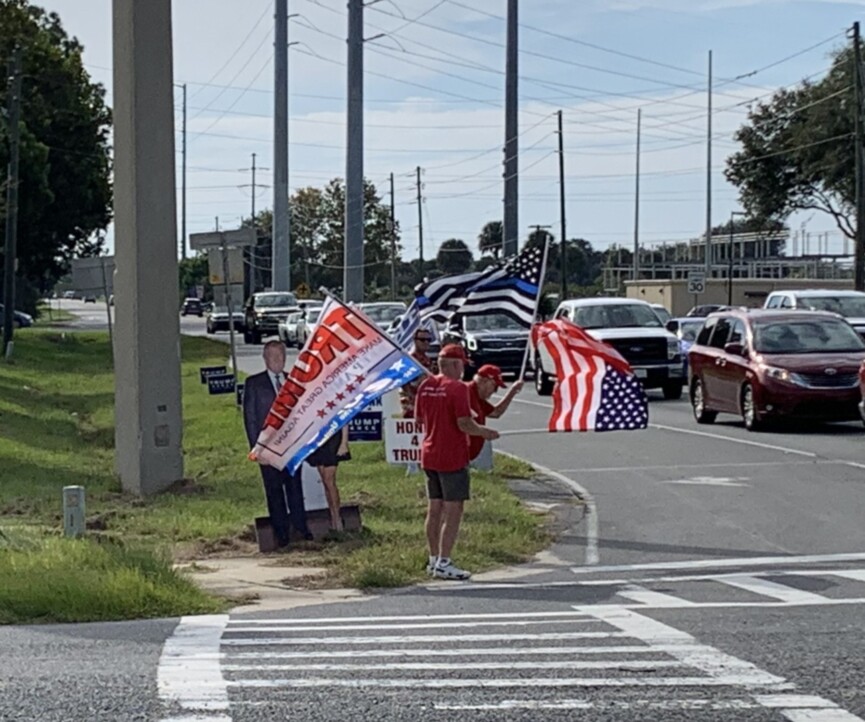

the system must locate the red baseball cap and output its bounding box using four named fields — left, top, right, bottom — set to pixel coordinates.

left=476, top=364, right=506, bottom=388
left=438, top=343, right=470, bottom=362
